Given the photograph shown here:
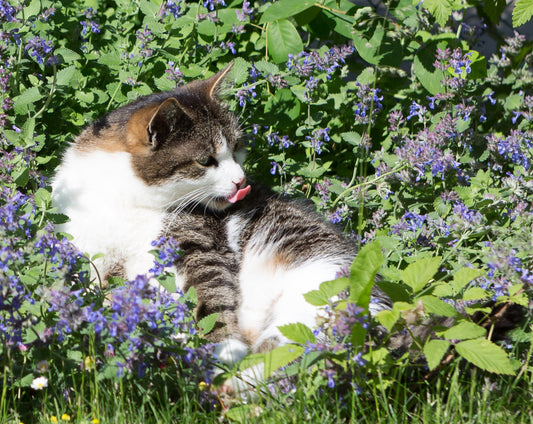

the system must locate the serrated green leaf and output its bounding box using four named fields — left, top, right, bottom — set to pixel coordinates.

left=349, top=240, right=383, bottom=311
left=56, top=65, right=76, bottom=86
left=264, top=344, right=304, bottom=378
left=376, top=309, right=400, bottom=332
left=452, top=267, right=483, bottom=292
left=267, top=19, right=303, bottom=64
left=303, top=289, right=329, bottom=306
left=157, top=272, right=176, bottom=293
left=422, top=0, right=453, bottom=26
left=13, top=87, right=43, bottom=113
left=55, top=47, right=81, bottom=63
left=254, top=60, right=279, bottom=76
left=512, top=0, right=533, bottom=27
left=197, top=313, right=219, bottom=335
left=462, top=287, right=488, bottom=301
left=304, top=277, right=349, bottom=306
left=402, top=256, right=441, bottom=293
left=418, top=295, right=458, bottom=317
left=139, top=0, right=159, bottom=17
left=455, top=339, right=515, bottom=375
left=13, top=167, right=29, bottom=187
left=34, top=187, right=52, bottom=208
left=278, top=323, right=316, bottom=345
left=260, top=0, right=315, bottom=23
left=440, top=321, right=486, bottom=340
left=424, top=339, right=450, bottom=370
